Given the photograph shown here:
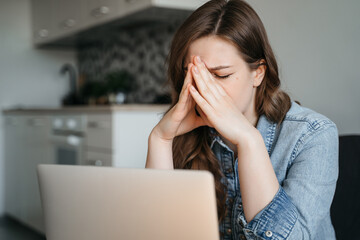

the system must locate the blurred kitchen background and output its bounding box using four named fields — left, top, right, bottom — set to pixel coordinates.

left=0, top=0, right=359, bottom=239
